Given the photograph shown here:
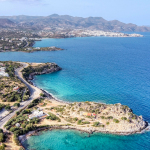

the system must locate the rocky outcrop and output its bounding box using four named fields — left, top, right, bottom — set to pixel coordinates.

left=26, top=63, right=62, bottom=80
left=52, top=102, right=148, bottom=134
